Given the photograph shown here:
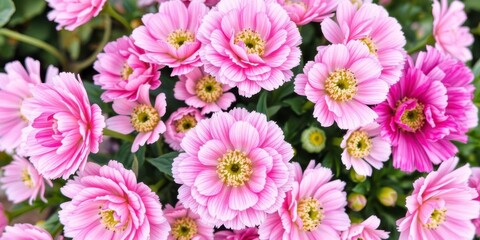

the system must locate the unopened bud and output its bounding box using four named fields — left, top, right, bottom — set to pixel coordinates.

left=350, top=169, right=366, bottom=183
left=347, top=193, right=367, bottom=212
left=377, top=187, right=397, bottom=207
